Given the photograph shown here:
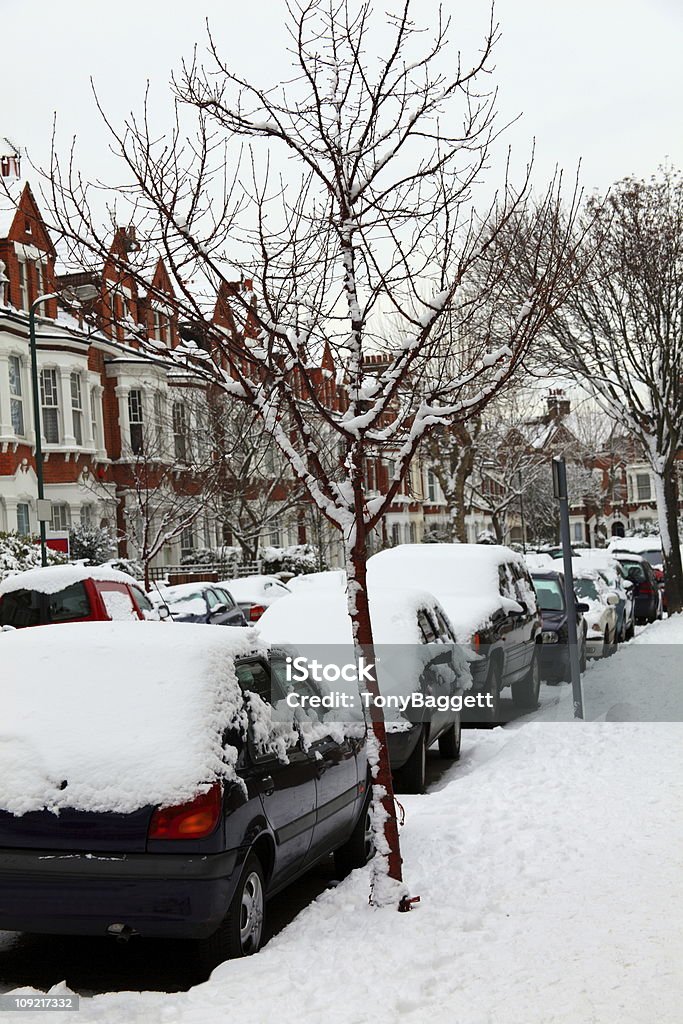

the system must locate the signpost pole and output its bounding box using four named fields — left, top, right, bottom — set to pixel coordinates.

left=552, top=456, right=584, bottom=720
